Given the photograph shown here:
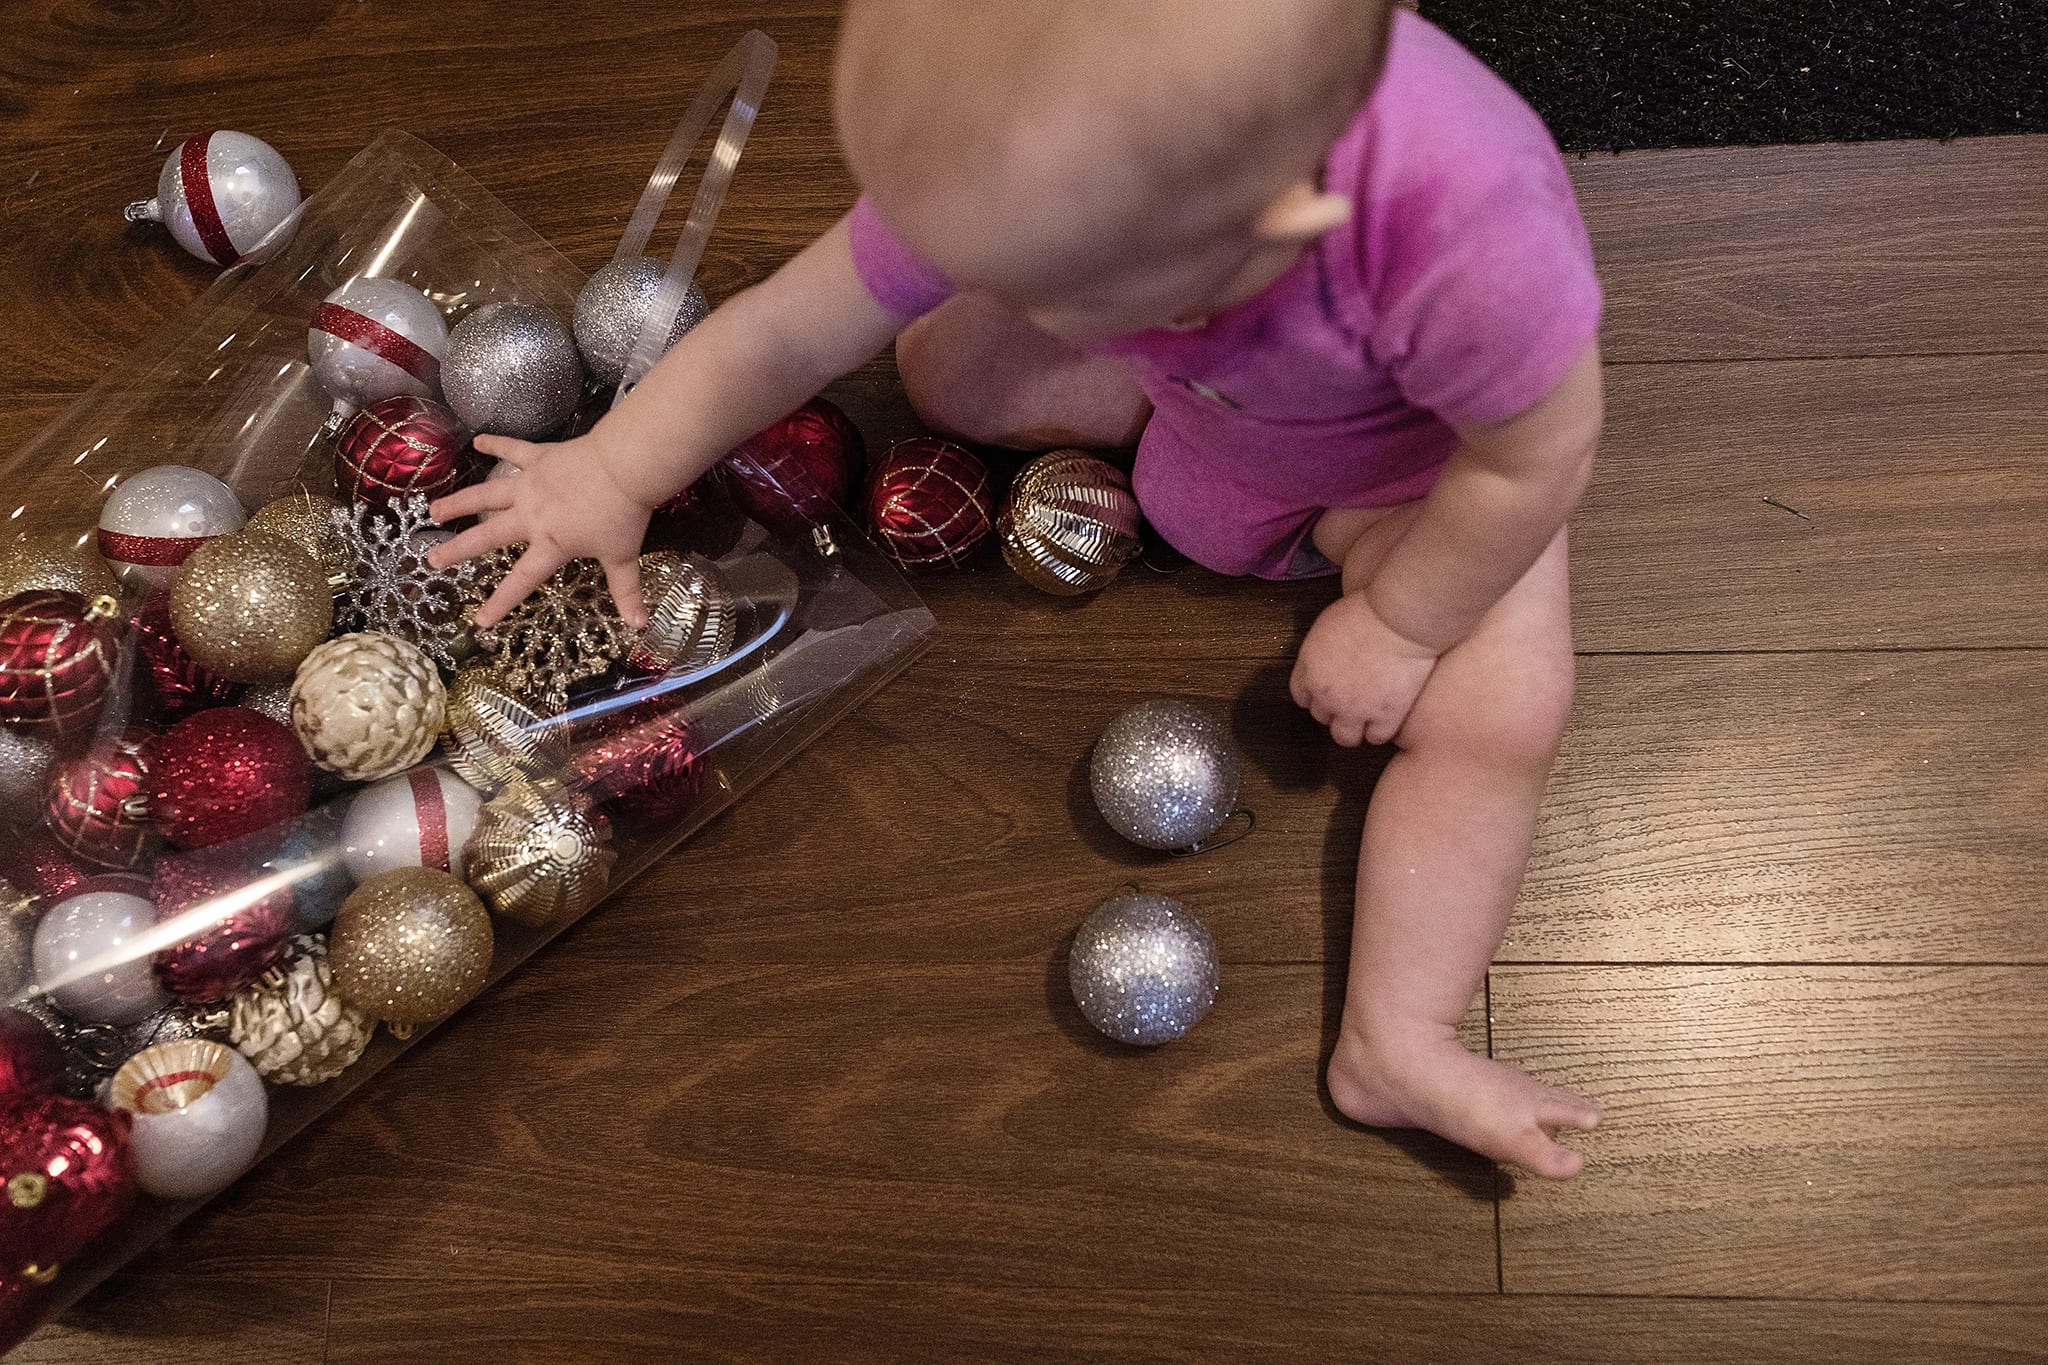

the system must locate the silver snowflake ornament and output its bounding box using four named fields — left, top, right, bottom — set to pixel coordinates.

left=331, top=493, right=487, bottom=673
